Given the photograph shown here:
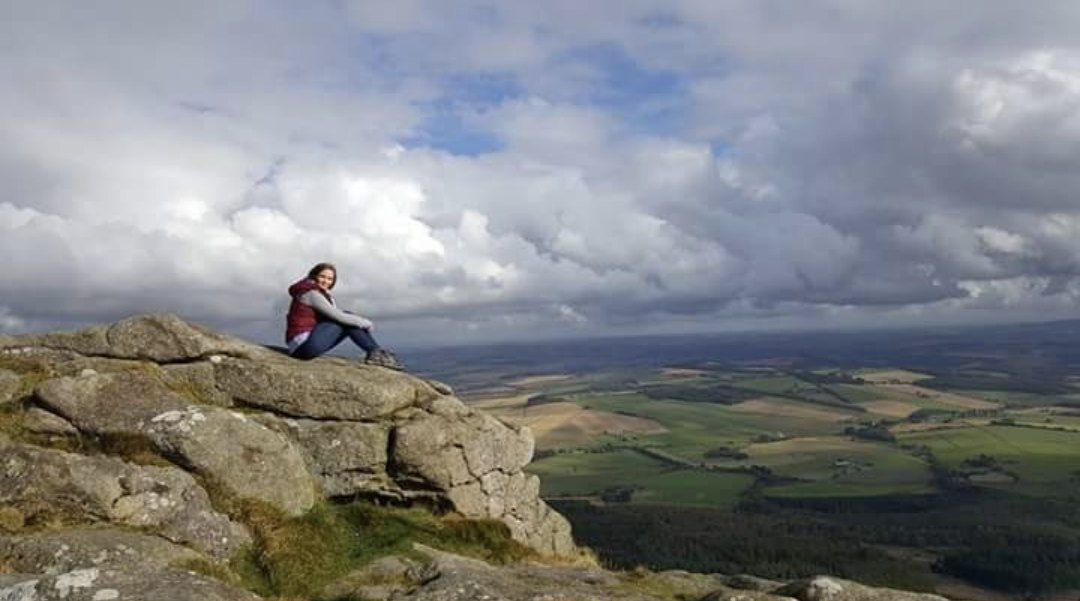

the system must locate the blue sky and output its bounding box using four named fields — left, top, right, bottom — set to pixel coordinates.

left=2, top=1, right=1080, bottom=345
